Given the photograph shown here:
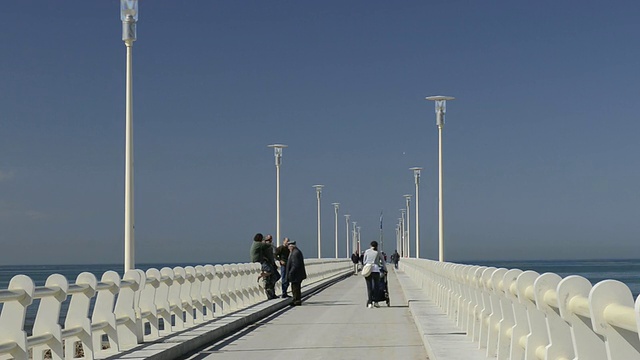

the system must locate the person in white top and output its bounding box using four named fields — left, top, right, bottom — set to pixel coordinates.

left=362, top=240, right=386, bottom=308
